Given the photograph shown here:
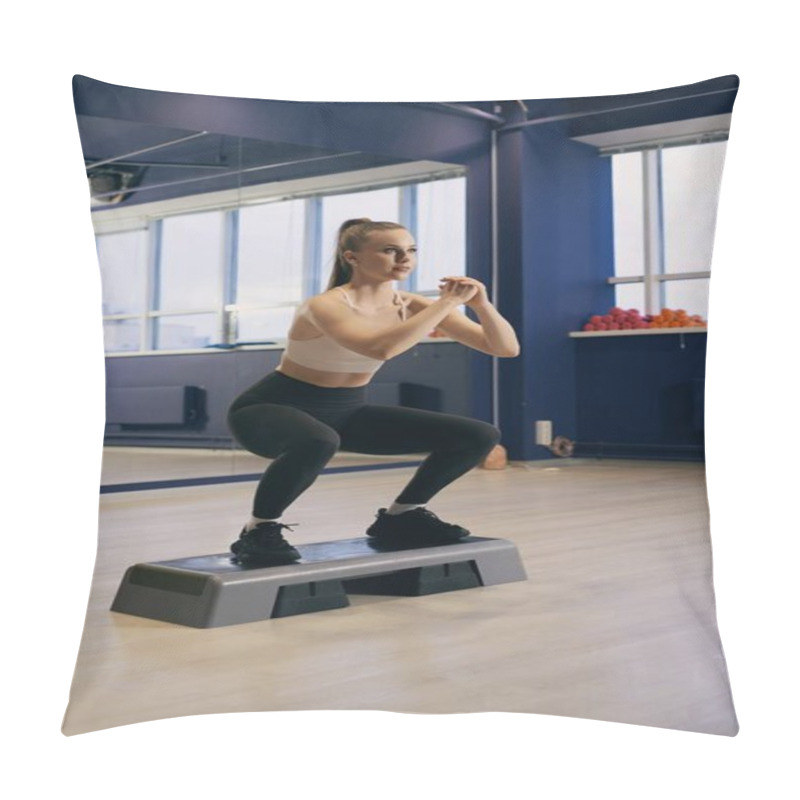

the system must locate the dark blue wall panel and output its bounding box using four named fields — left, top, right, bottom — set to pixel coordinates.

left=495, top=130, right=527, bottom=454
left=104, top=342, right=472, bottom=447
left=573, top=333, right=707, bottom=460
left=497, top=124, right=615, bottom=460
left=463, top=150, right=495, bottom=429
